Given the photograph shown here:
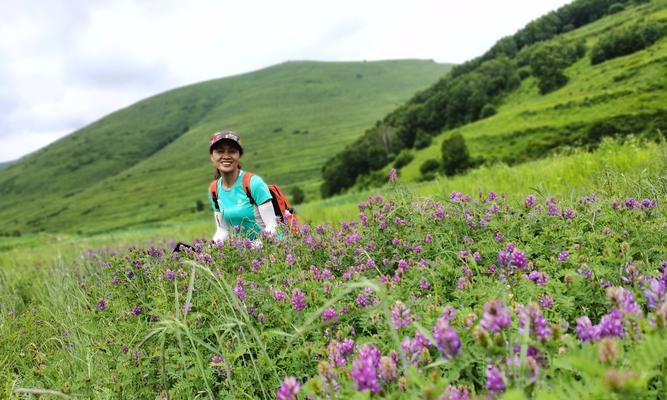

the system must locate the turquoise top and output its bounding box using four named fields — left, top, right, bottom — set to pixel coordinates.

left=208, top=171, right=272, bottom=239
